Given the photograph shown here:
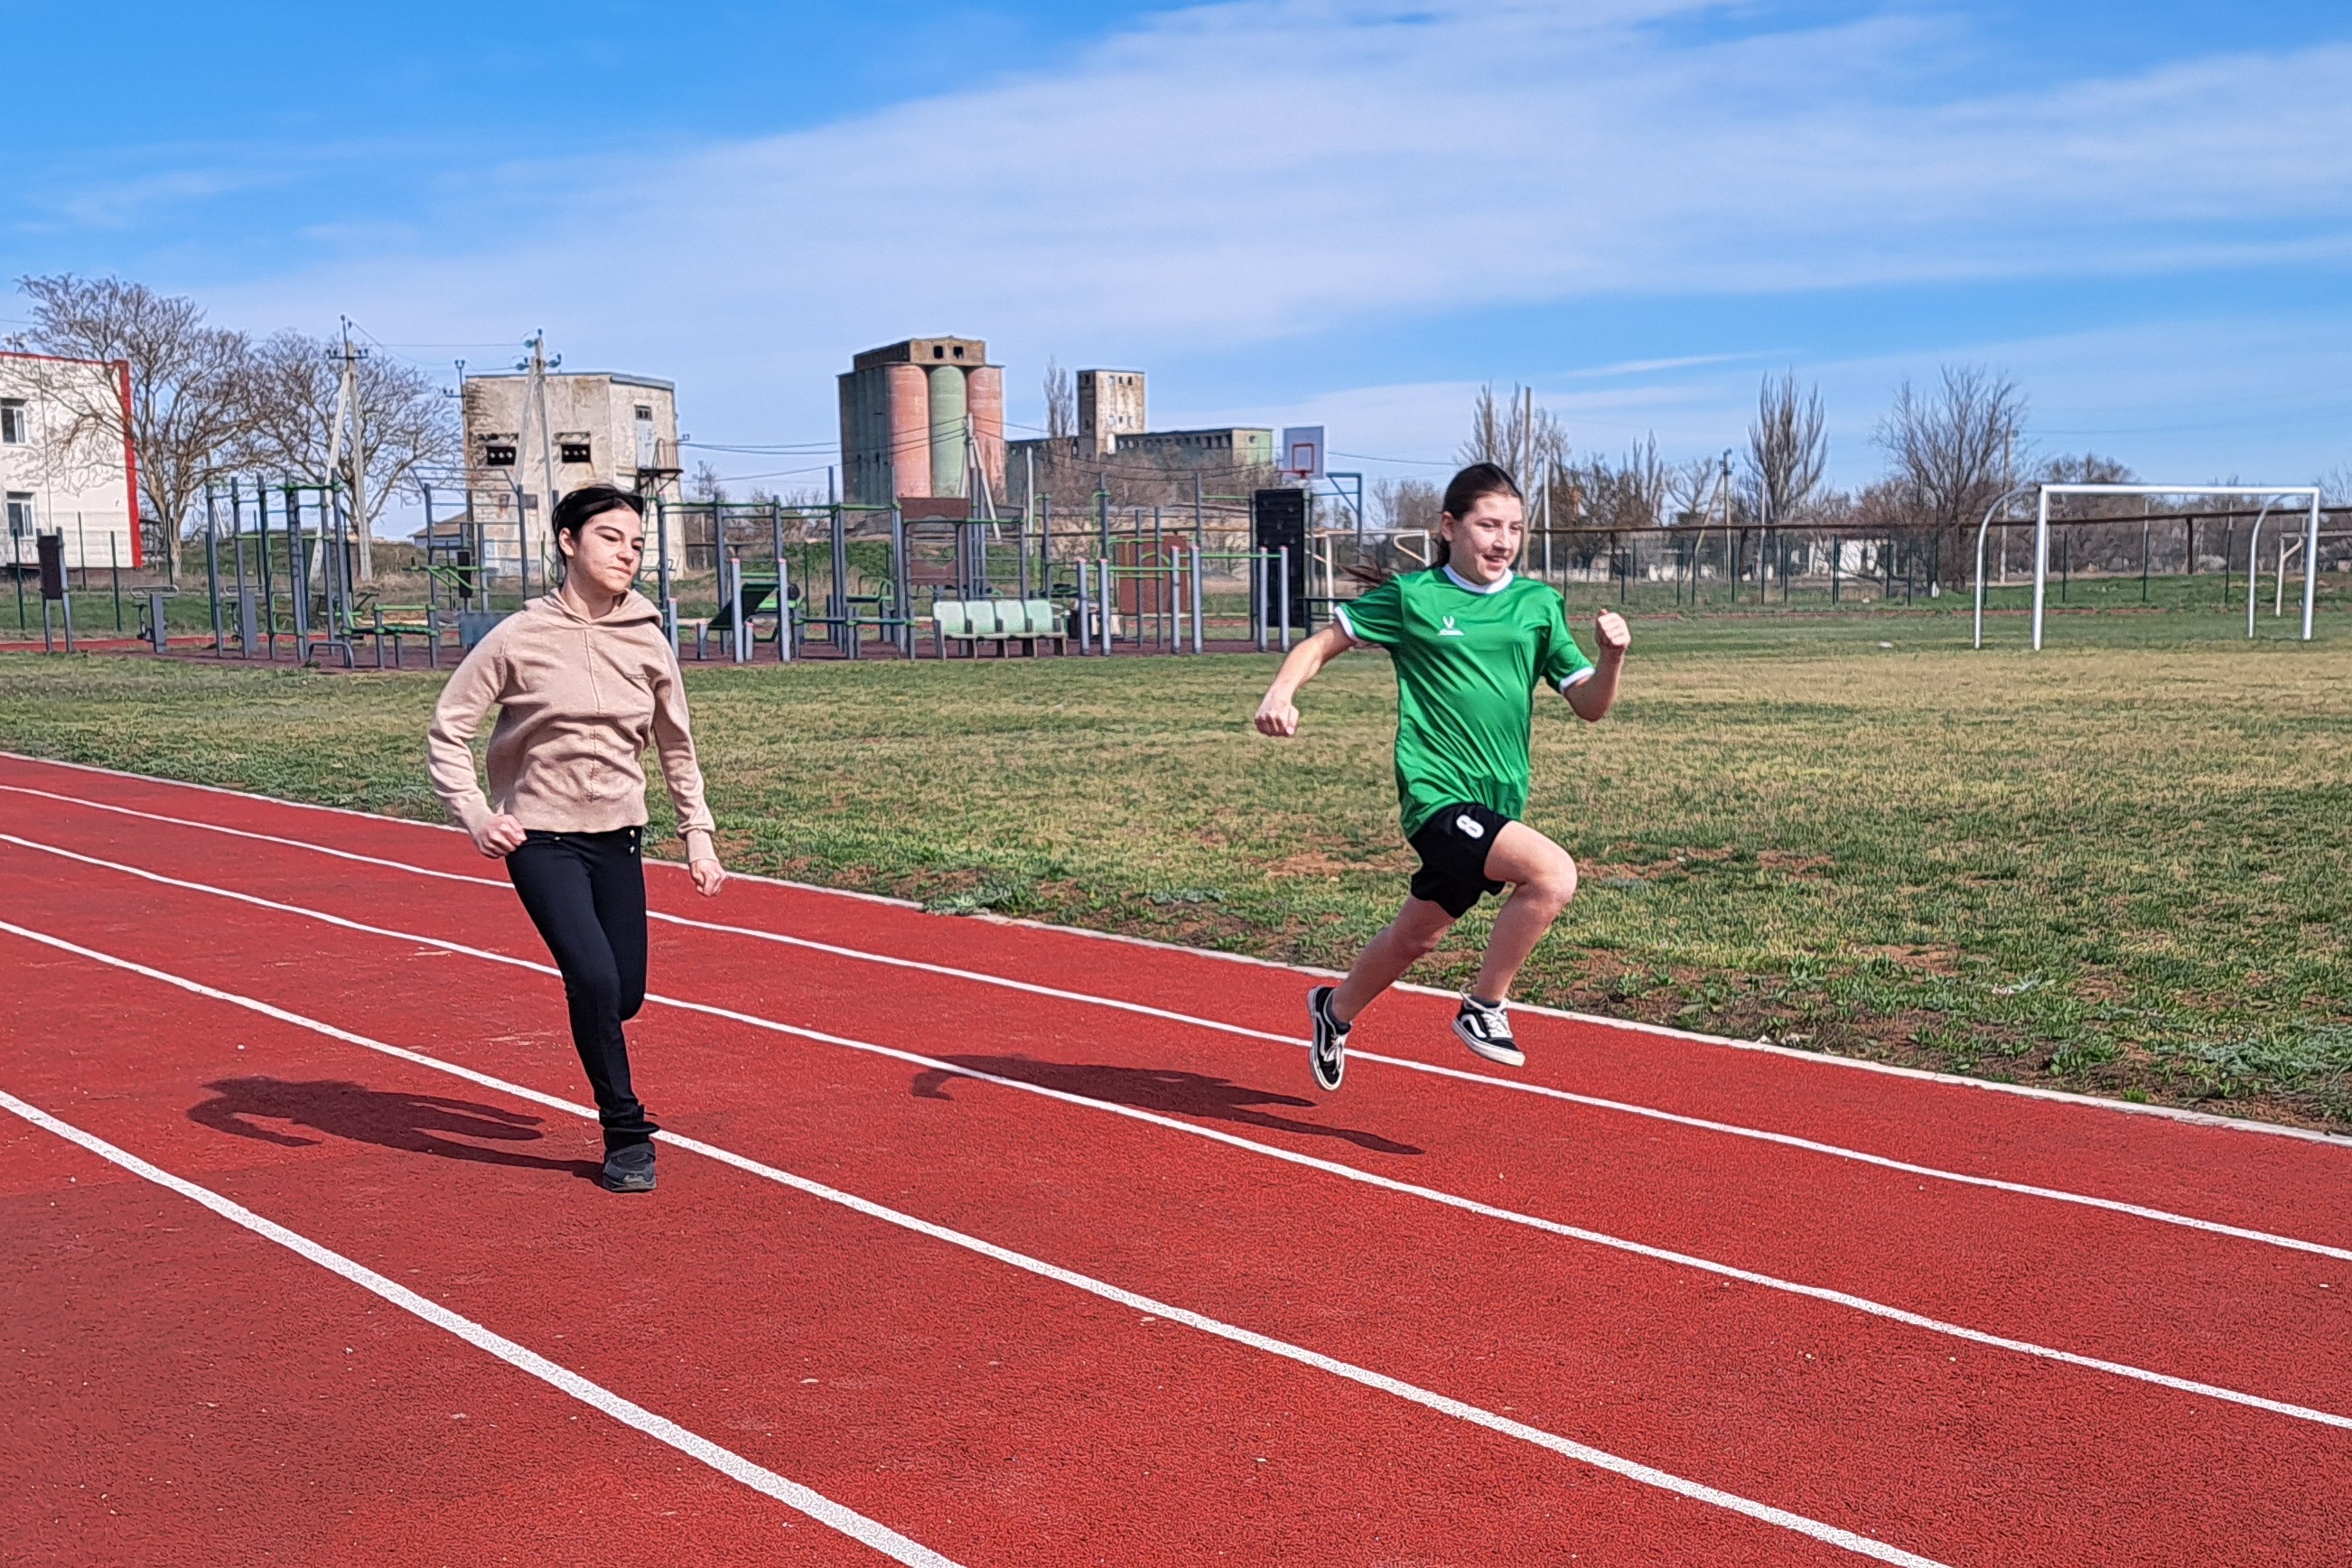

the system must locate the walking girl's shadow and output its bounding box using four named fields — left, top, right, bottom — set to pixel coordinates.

left=910, top=1056, right=1423, bottom=1156
left=187, top=1076, right=602, bottom=1181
